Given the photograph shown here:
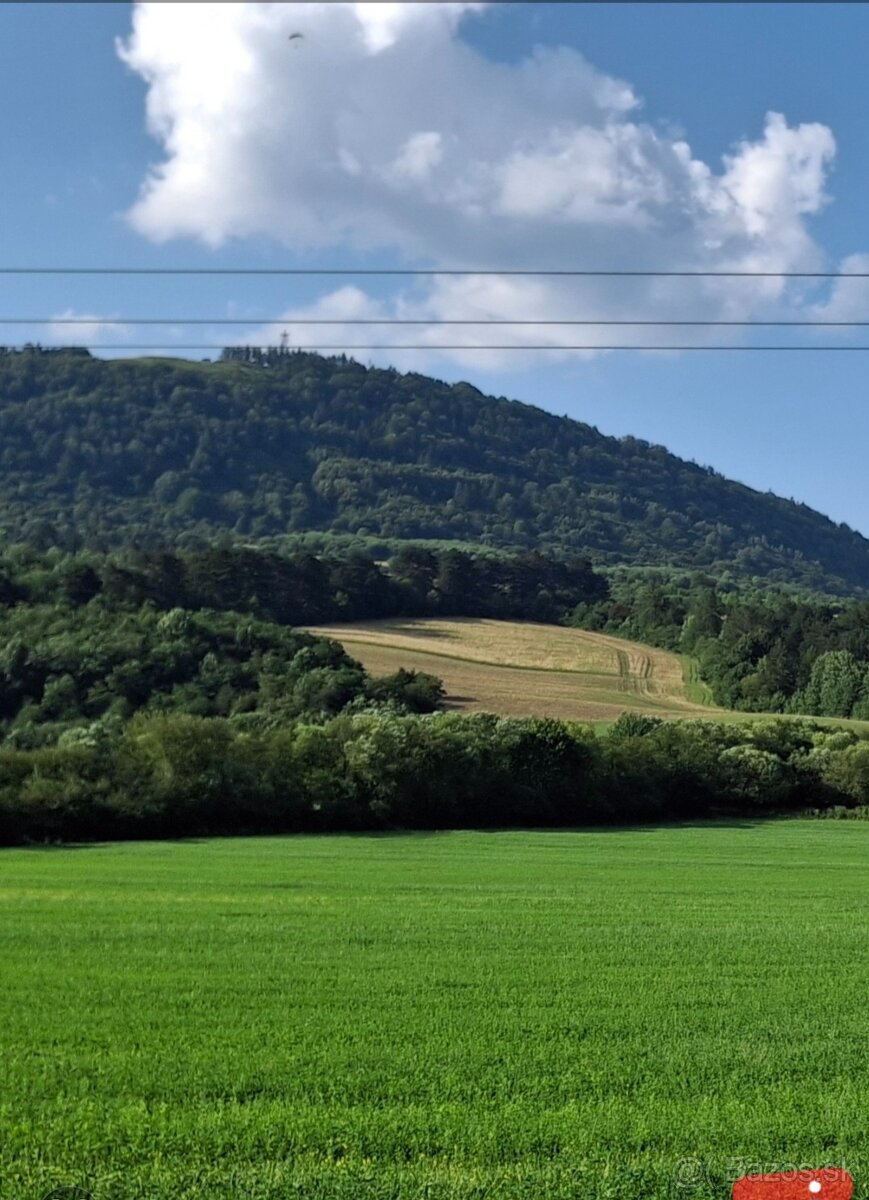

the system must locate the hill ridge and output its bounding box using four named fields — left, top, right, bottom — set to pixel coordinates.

left=0, top=345, right=866, bottom=594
